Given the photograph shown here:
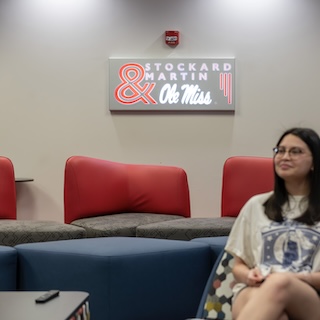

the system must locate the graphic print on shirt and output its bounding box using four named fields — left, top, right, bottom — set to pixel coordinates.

left=260, top=220, right=320, bottom=272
